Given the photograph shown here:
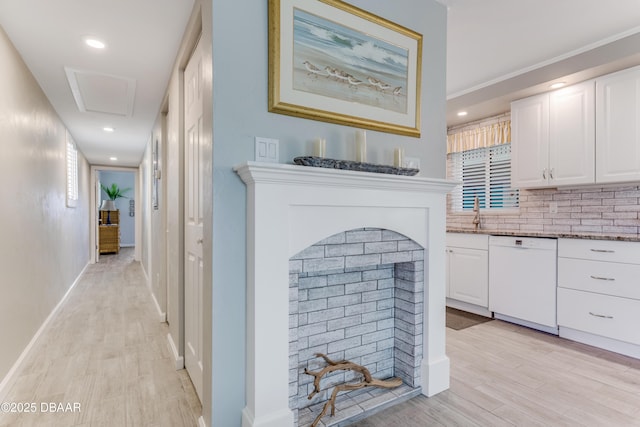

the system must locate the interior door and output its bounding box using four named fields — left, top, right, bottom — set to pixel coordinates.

left=184, top=38, right=204, bottom=401
left=95, top=175, right=102, bottom=263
